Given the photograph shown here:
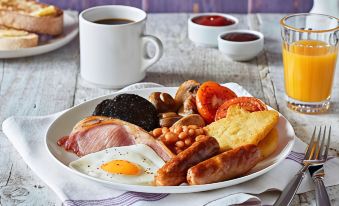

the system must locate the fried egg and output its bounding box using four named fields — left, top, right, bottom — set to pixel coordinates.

left=69, top=144, right=165, bottom=185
